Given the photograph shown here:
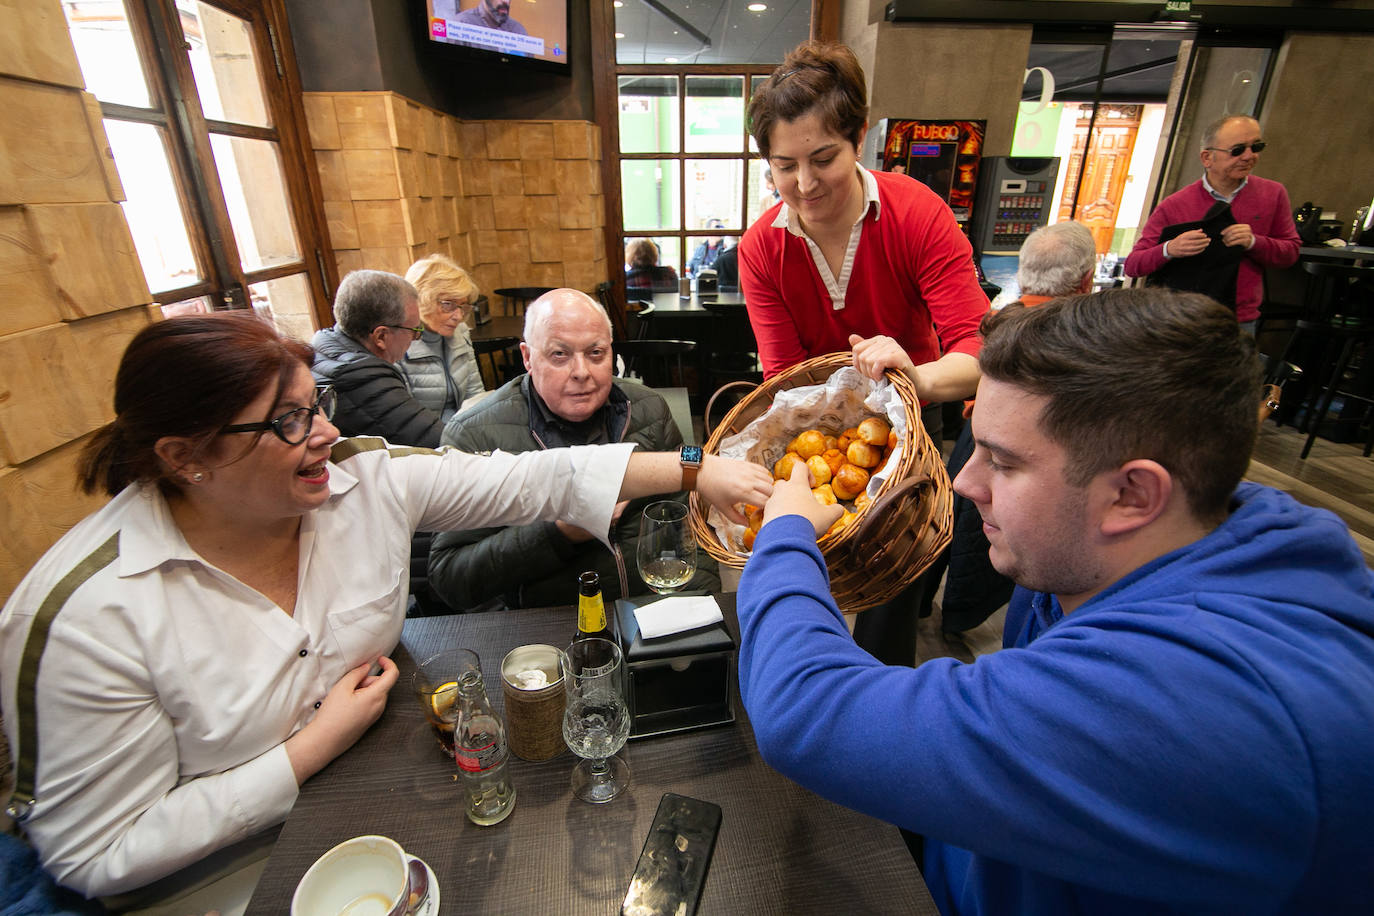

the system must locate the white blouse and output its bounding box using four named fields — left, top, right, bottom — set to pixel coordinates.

left=0, top=438, right=632, bottom=895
